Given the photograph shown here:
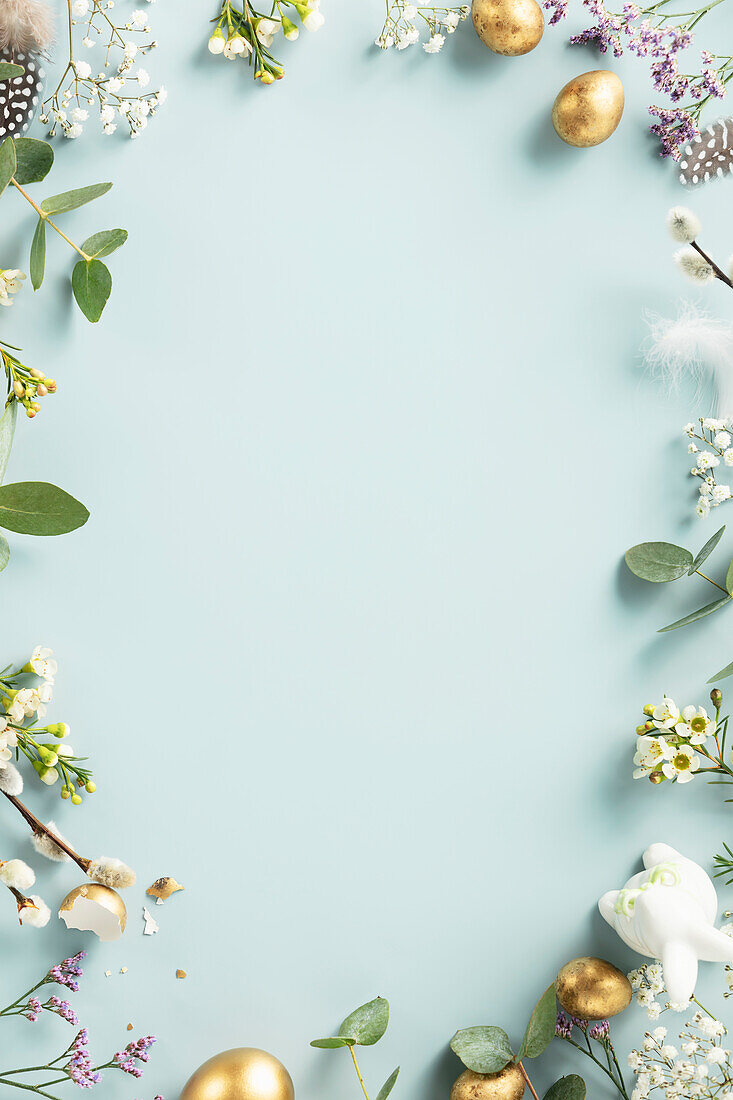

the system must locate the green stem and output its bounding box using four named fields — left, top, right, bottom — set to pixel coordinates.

left=694, top=569, right=729, bottom=593
left=9, top=180, right=89, bottom=261
left=348, top=1047, right=370, bottom=1100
